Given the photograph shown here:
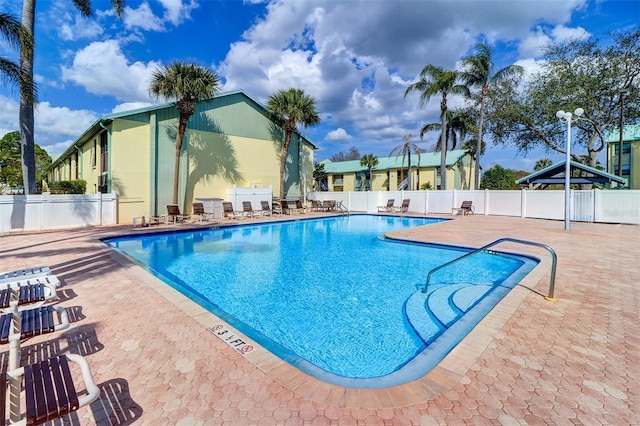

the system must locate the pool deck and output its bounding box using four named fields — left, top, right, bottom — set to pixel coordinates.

left=1, top=213, right=638, bottom=424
